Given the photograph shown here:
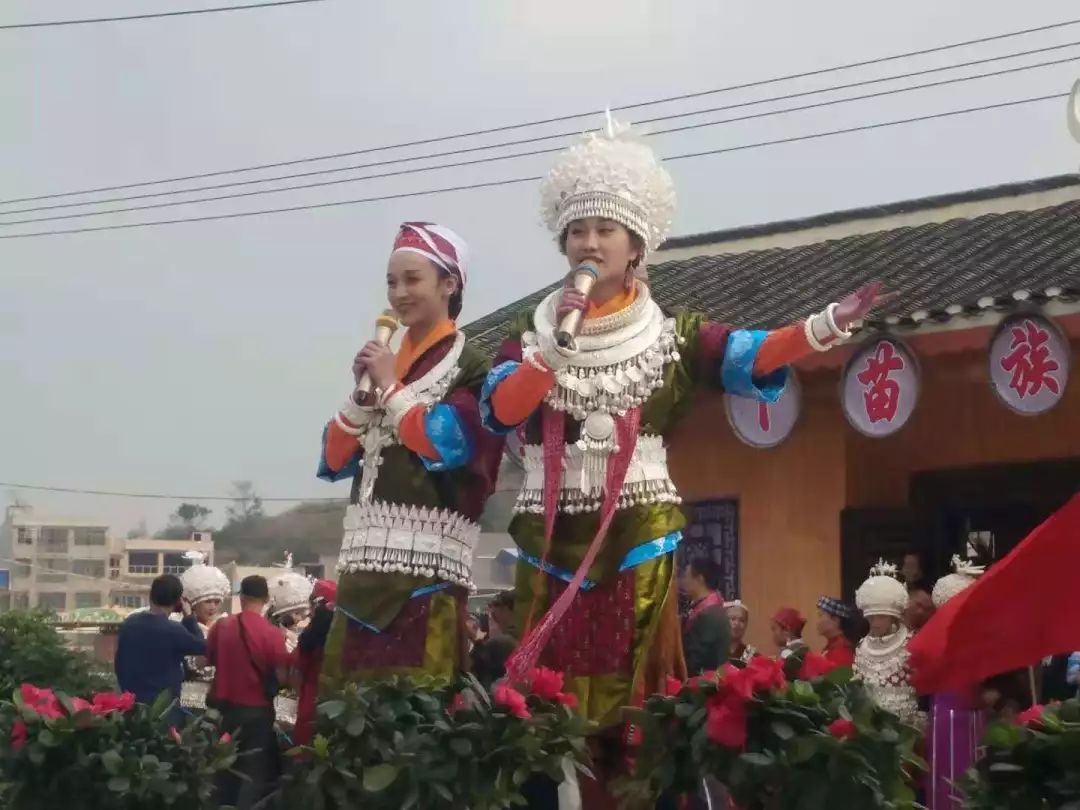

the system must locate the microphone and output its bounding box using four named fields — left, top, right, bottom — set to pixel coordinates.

left=555, top=262, right=599, bottom=350
left=354, top=309, right=401, bottom=402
